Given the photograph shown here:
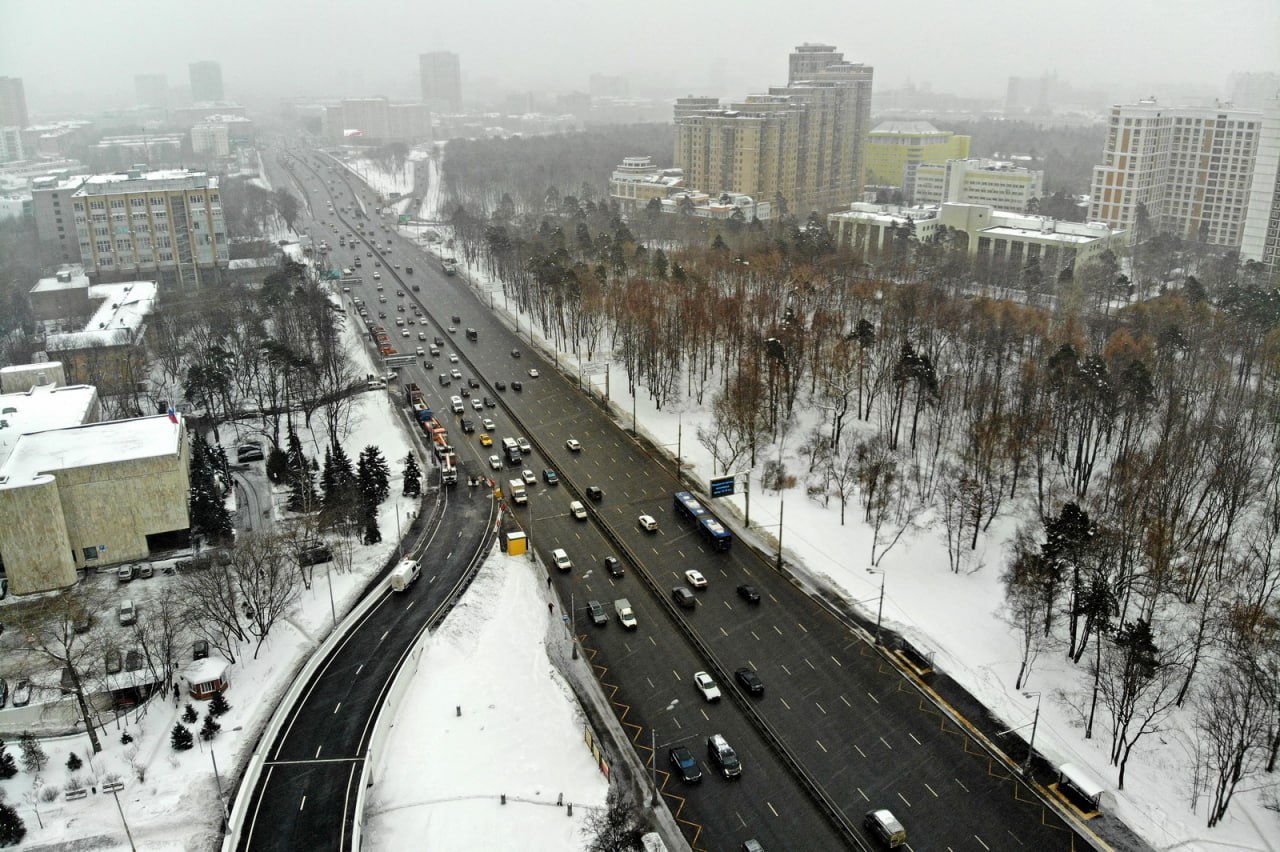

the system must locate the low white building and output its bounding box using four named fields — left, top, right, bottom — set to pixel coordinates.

left=608, top=155, right=684, bottom=210
left=913, top=158, right=1044, bottom=212
left=660, top=190, right=774, bottom=222
left=191, top=122, right=231, bottom=157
